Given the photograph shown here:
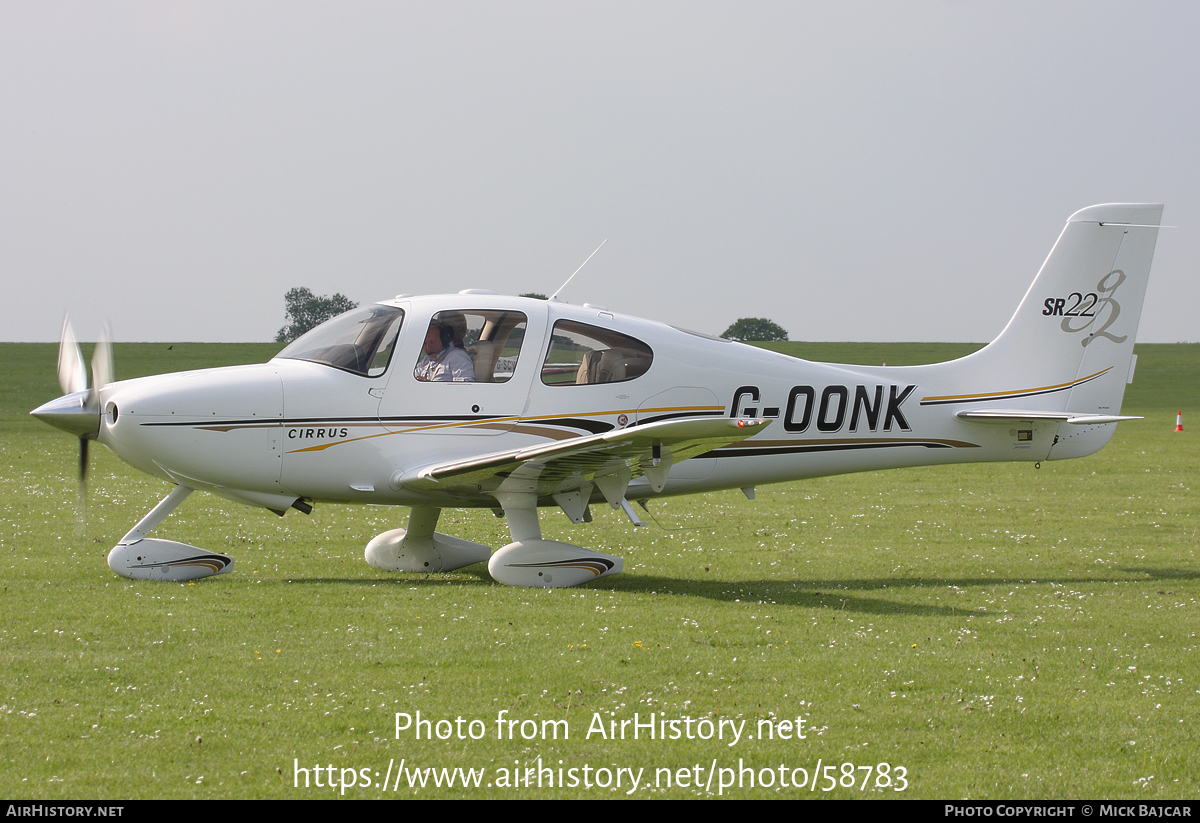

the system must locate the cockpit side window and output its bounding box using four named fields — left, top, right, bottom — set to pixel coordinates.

left=276, top=306, right=405, bottom=378
left=413, top=310, right=529, bottom=384
left=541, top=320, right=653, bottom=386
